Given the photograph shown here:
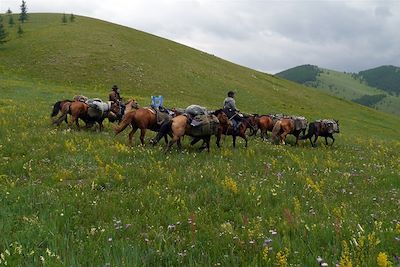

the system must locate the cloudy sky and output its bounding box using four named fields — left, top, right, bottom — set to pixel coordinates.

left=2, top=0, right=400, bottom=73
